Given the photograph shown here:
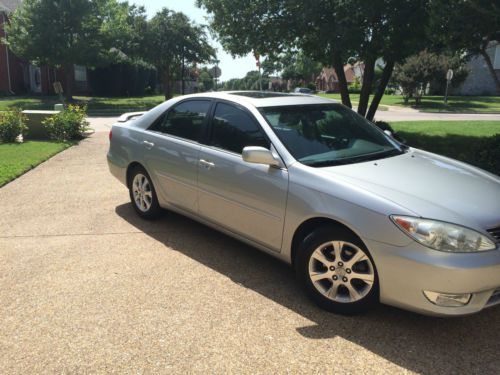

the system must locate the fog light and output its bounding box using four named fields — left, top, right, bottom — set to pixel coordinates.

left=423, top=291, right=472, bottom=307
